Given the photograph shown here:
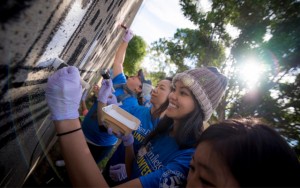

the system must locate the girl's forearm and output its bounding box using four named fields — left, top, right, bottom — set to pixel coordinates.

left=54, top=119, right=109, bottom=187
